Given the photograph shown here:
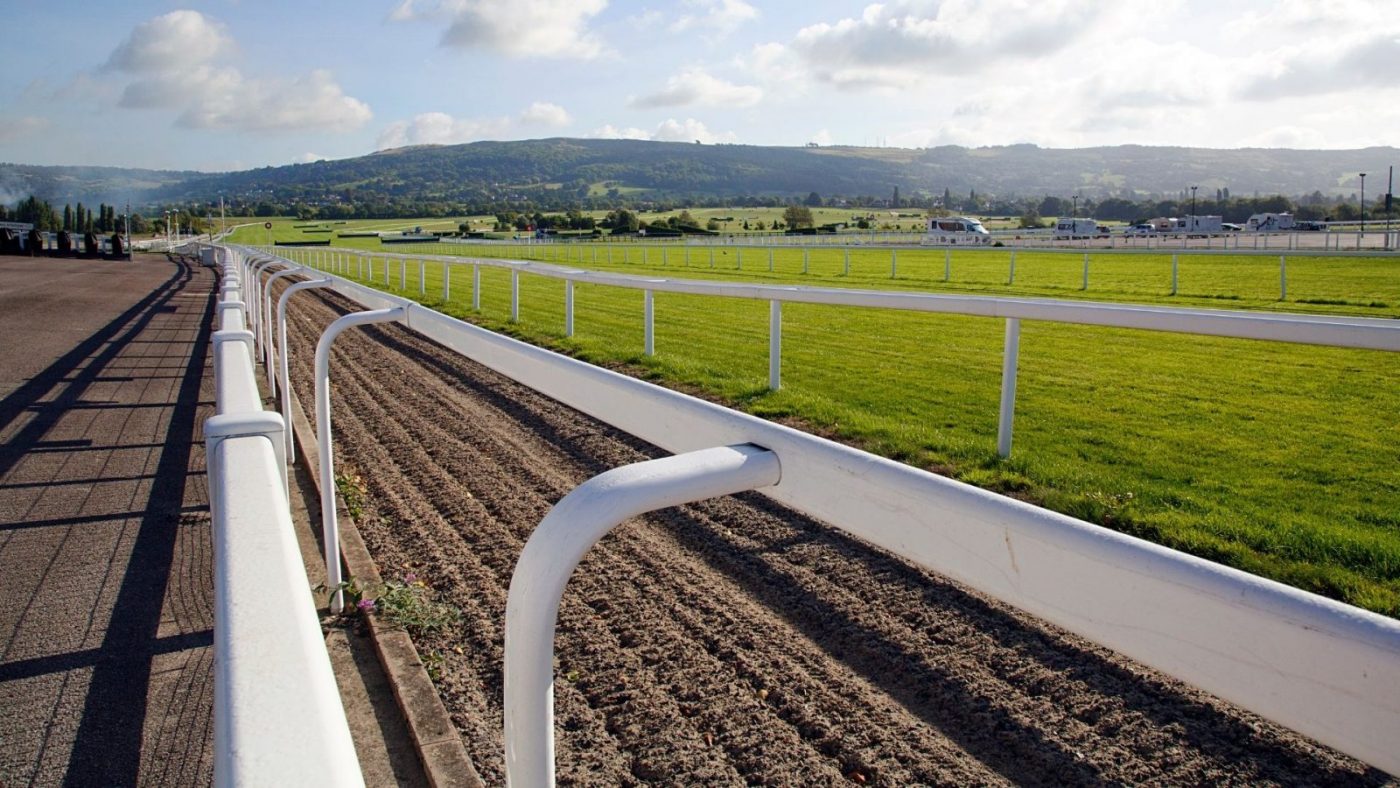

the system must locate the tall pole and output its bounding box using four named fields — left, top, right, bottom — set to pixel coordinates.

left=1190, top=185, right=1198, bottom=231
left=1388, top=166, right=1393, bottom=249
left=1072, top=194, right=1079, bottom=217
left=1359, top=173, right=1366, bottom=229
